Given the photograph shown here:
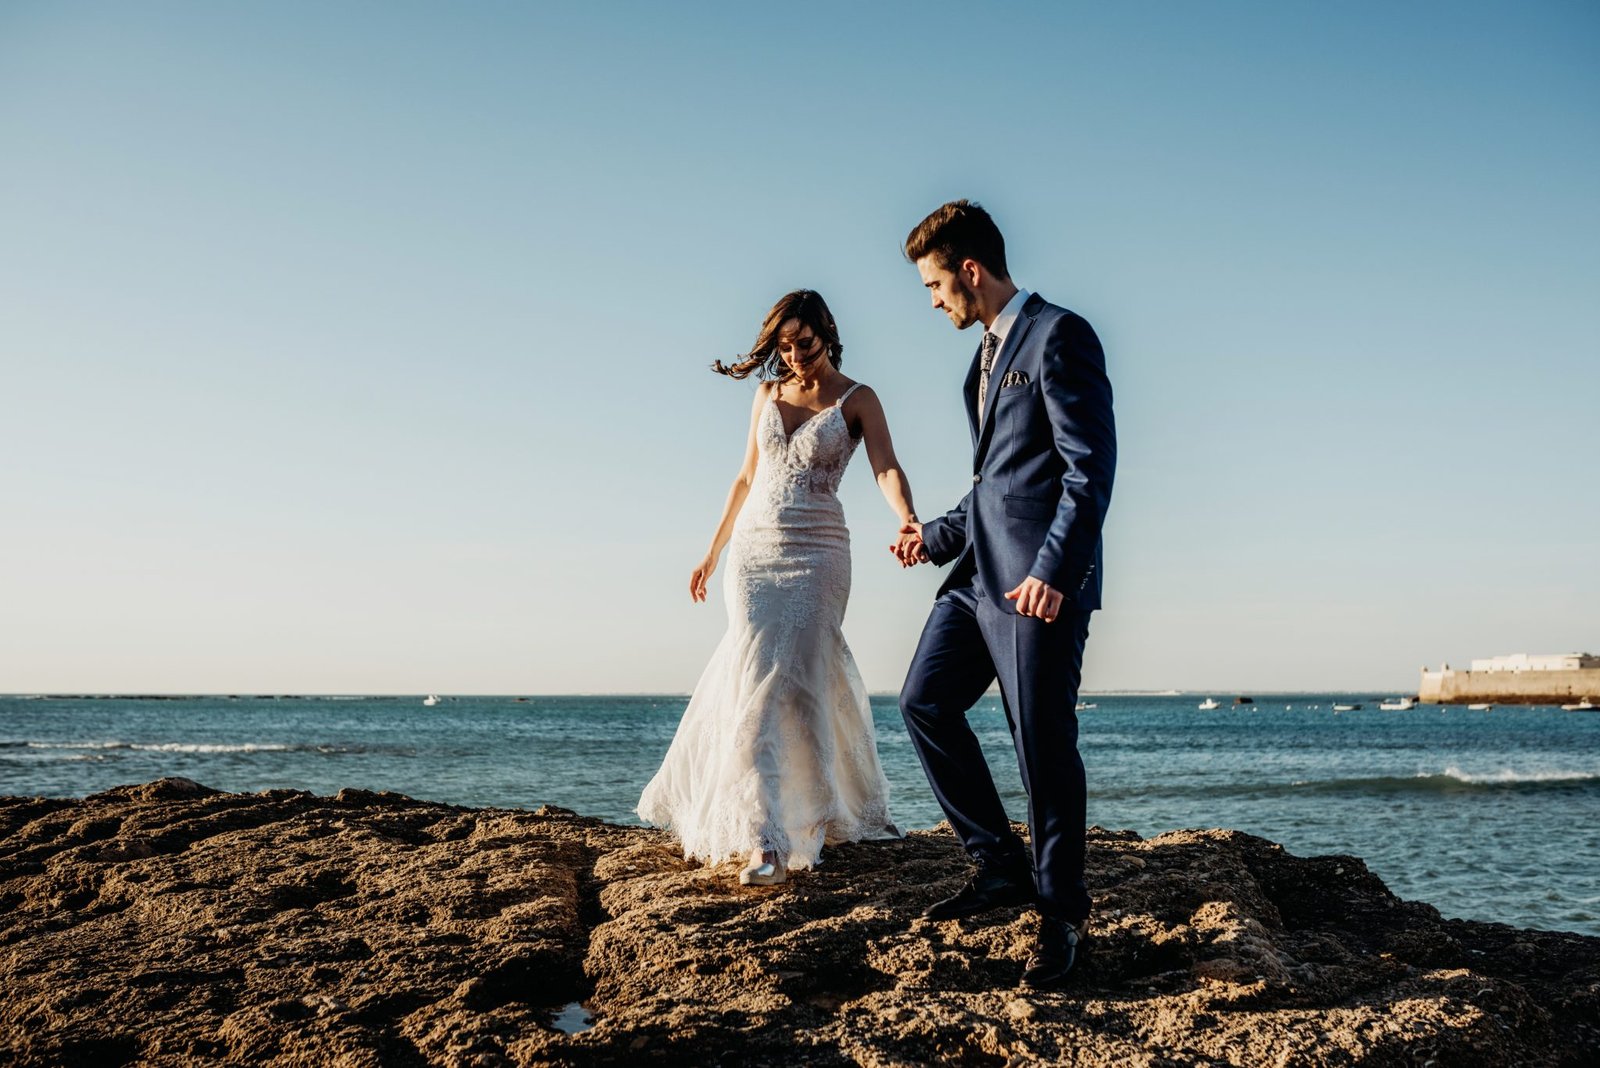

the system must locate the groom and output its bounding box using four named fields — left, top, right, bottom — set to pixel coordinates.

left=894, top=200, right=1116, bottom=989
